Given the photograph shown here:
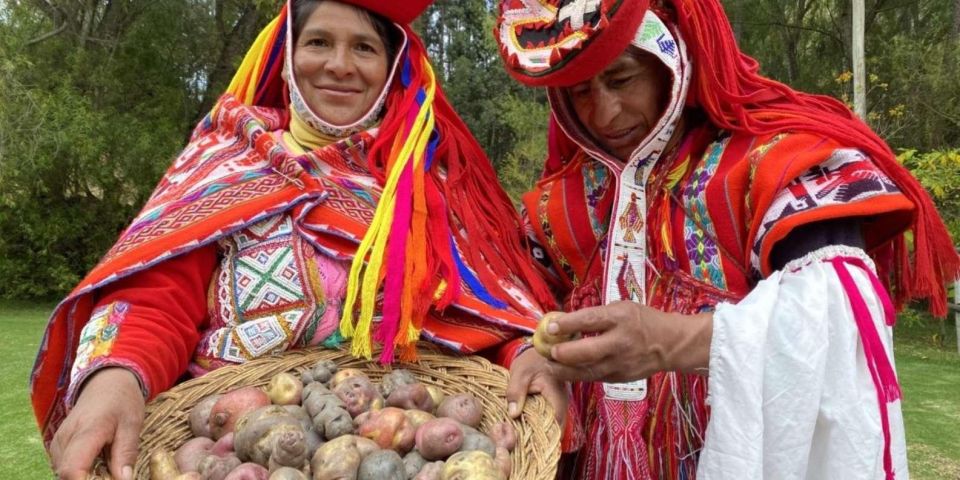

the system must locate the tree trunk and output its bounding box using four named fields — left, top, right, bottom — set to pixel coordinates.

left=852, top=0, right=866, bottom=119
